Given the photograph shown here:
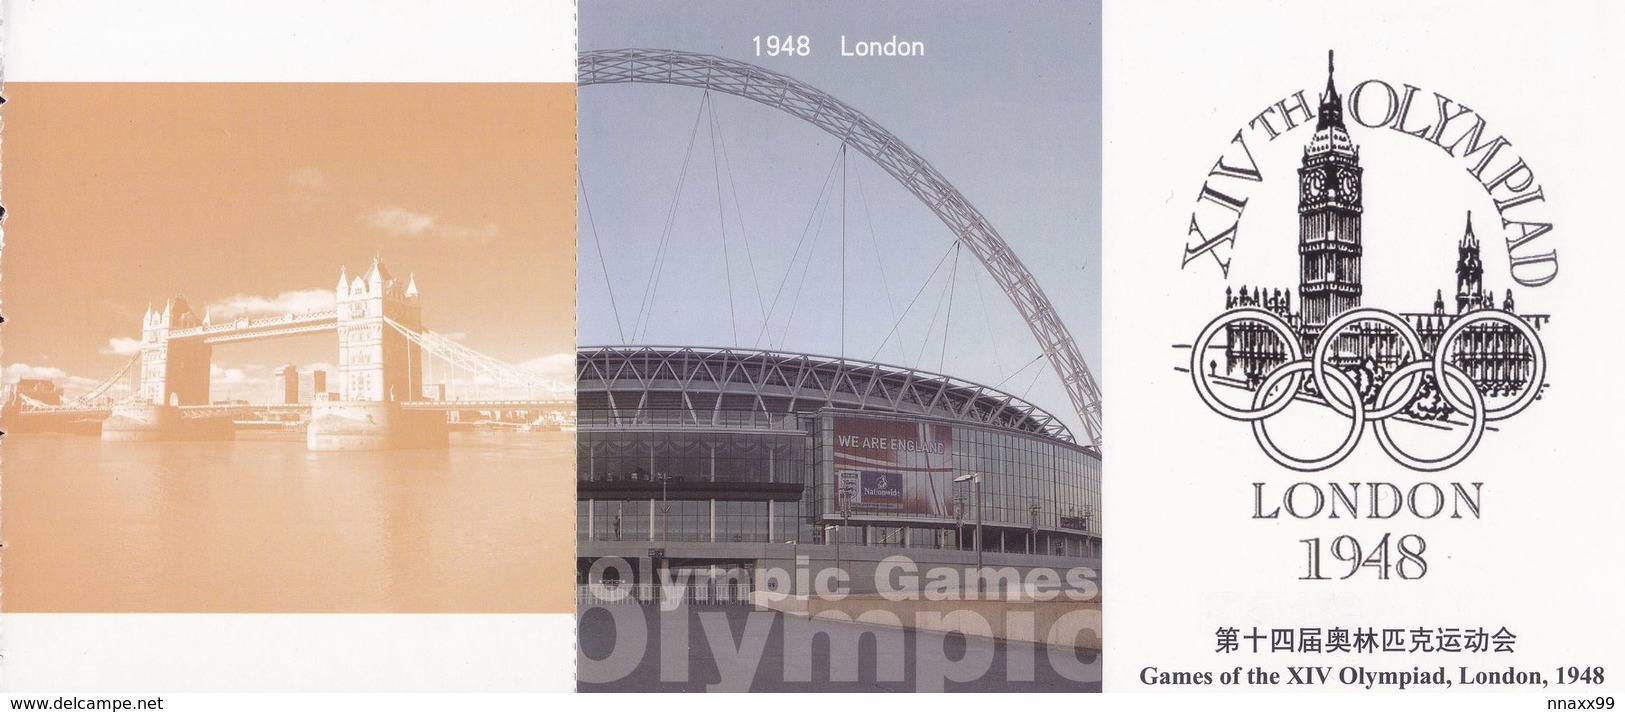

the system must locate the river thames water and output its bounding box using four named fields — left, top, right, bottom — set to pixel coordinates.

left=1, top=430, right=573, bottom=613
